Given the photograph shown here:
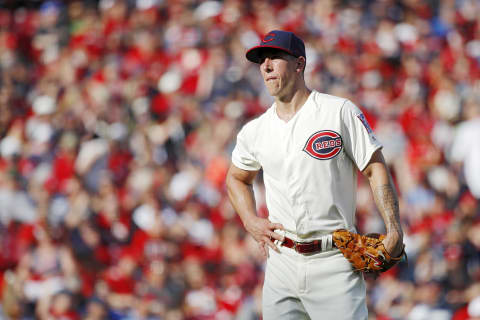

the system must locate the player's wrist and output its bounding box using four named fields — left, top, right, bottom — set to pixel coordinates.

left=386, top=224, right=403, bottom=239
left=243, top=214, right=261, bottom=232
left=383, top=231, right=404, bottom=257
left=385, top=233, right=403, bottom=249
